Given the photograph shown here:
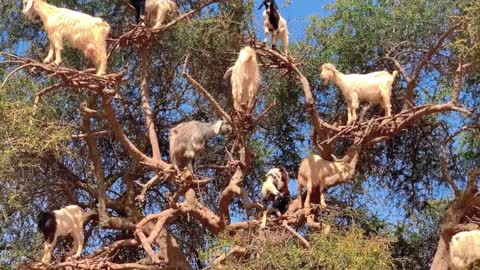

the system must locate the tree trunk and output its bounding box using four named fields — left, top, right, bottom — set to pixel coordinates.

left=431, top=235, right=450, bottom=270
